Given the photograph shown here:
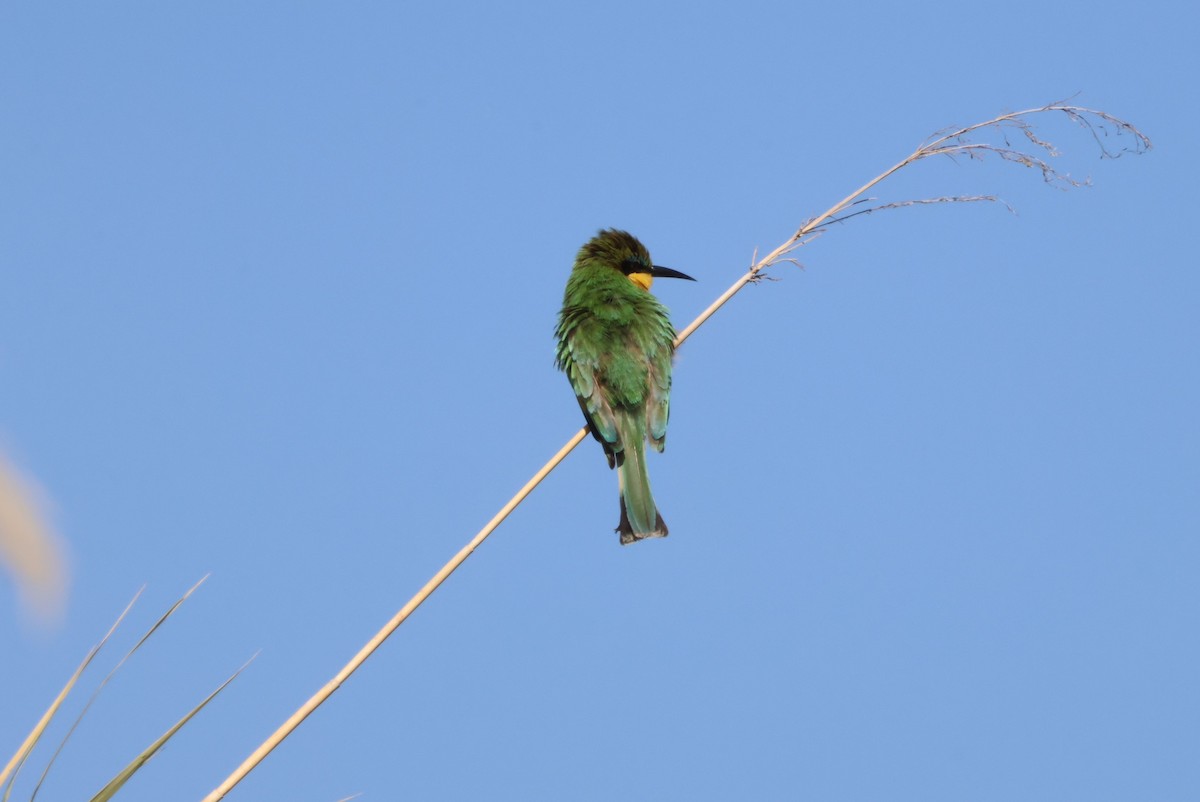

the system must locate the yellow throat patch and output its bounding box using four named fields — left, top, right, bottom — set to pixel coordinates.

left=628, top=272, right=653, bottom=291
